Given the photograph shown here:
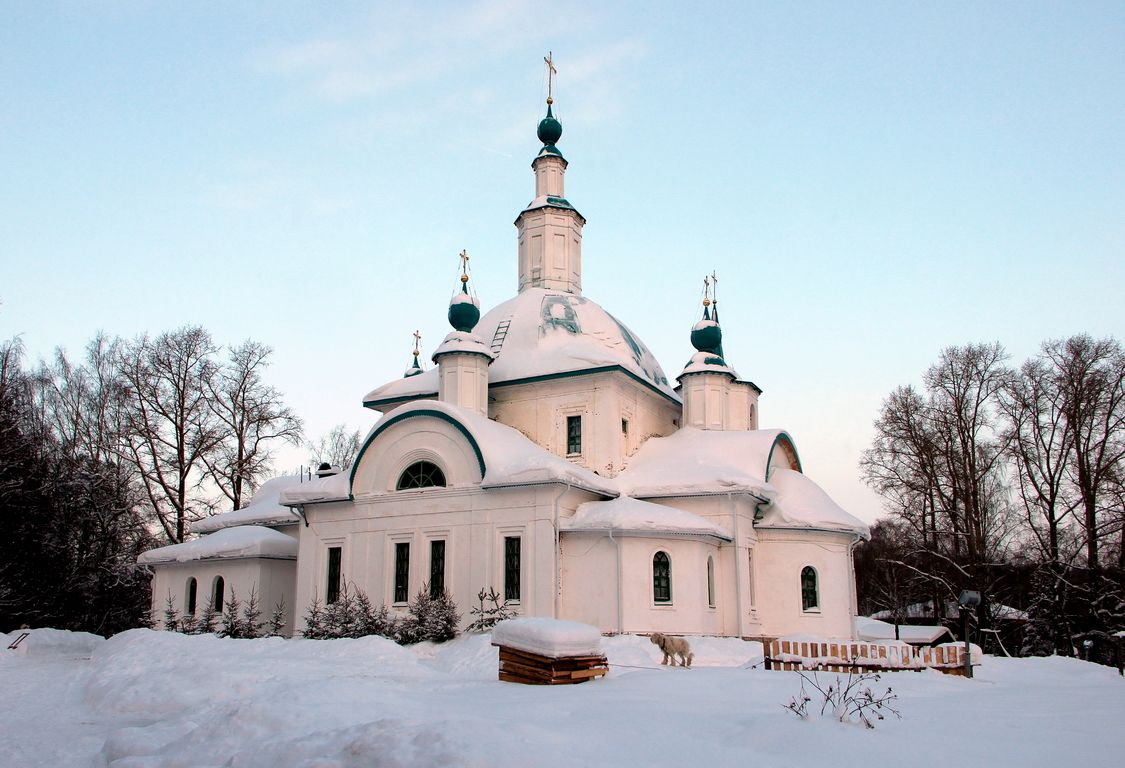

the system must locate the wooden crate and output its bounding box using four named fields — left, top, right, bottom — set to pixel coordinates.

left=493, top=643, right=609, bottom=685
